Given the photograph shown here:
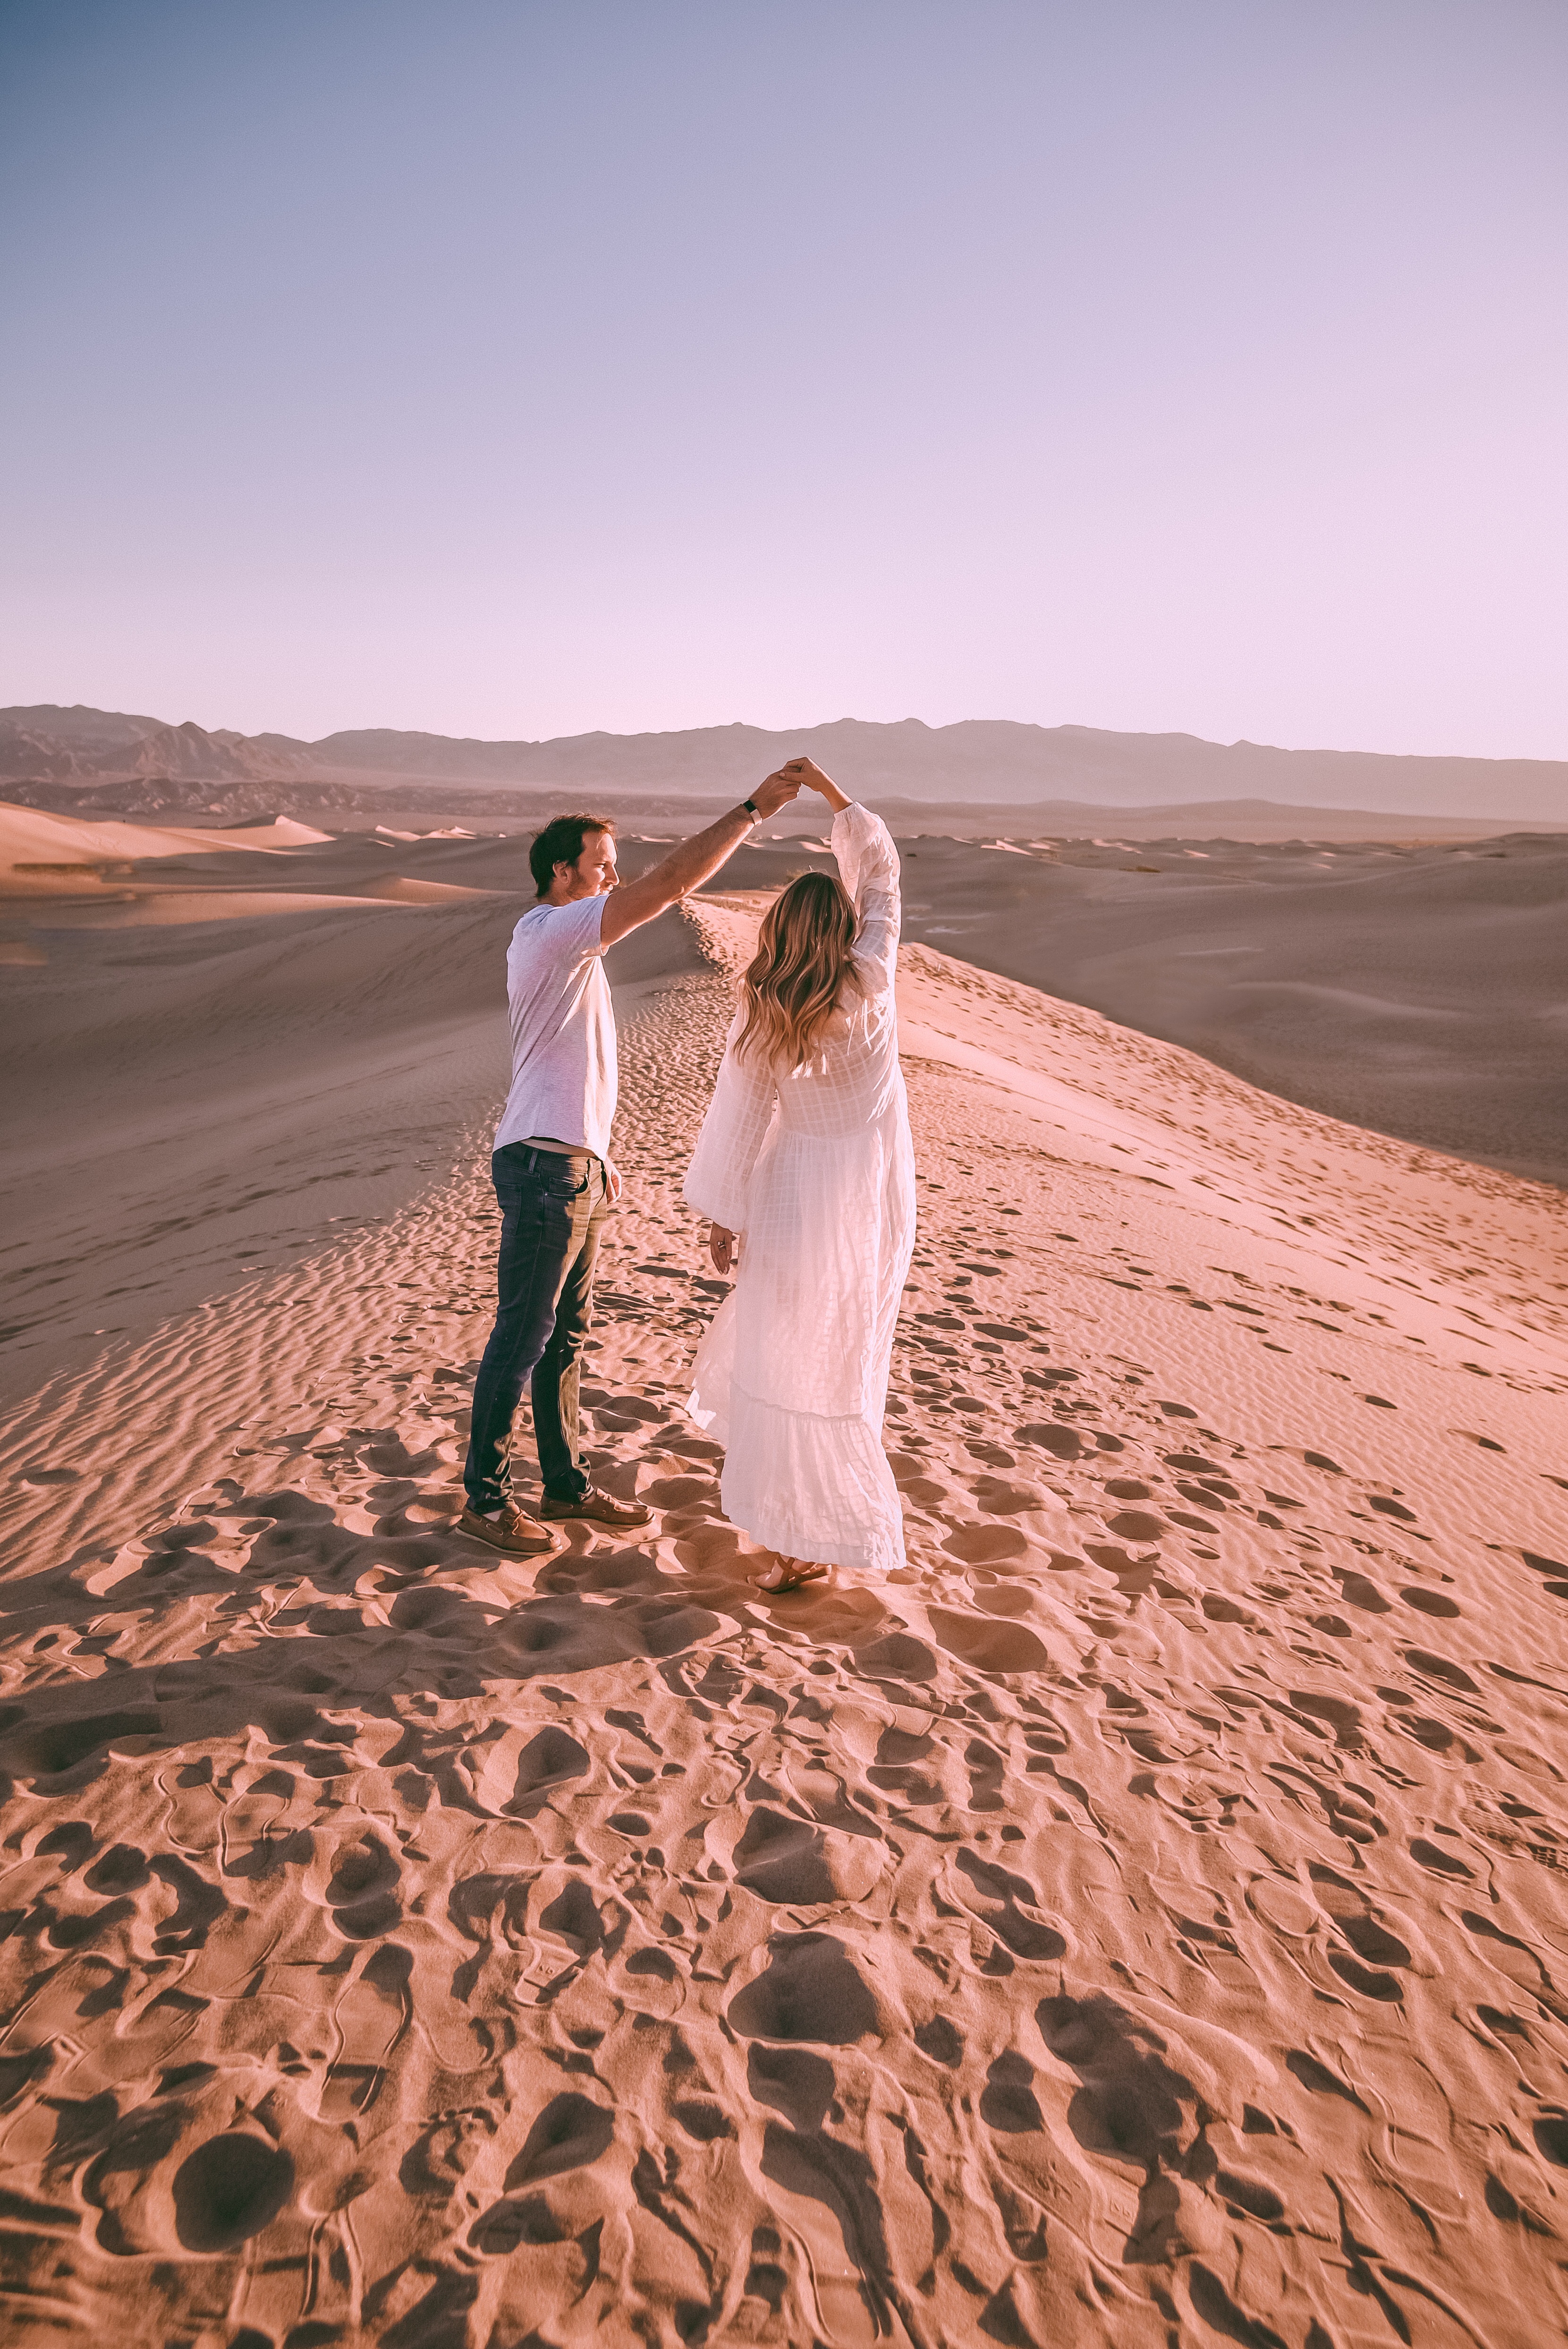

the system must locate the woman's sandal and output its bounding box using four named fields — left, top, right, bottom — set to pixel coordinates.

left=753, top=1558, right=831, bottom=1594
